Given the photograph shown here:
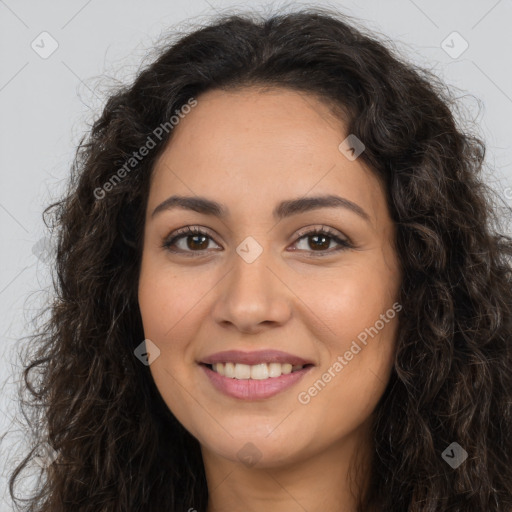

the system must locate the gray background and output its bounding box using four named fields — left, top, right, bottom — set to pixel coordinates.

left=1, top=0, right=511, bottom=509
